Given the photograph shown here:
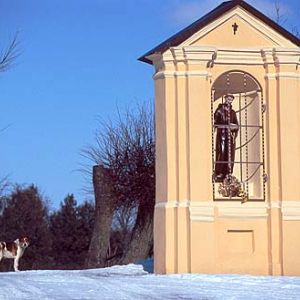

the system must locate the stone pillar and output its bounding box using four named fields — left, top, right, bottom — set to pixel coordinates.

left=183, top=46, right=216, bottom=273
left=171, top=48, right=190, bottom=273
left=151, top=46, right=216, bottom=274
left=262, top=47, right=283, bottom=276
left=272, top=48, right=300, bottom=275
left=152, top=51, right=178, bottom=274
